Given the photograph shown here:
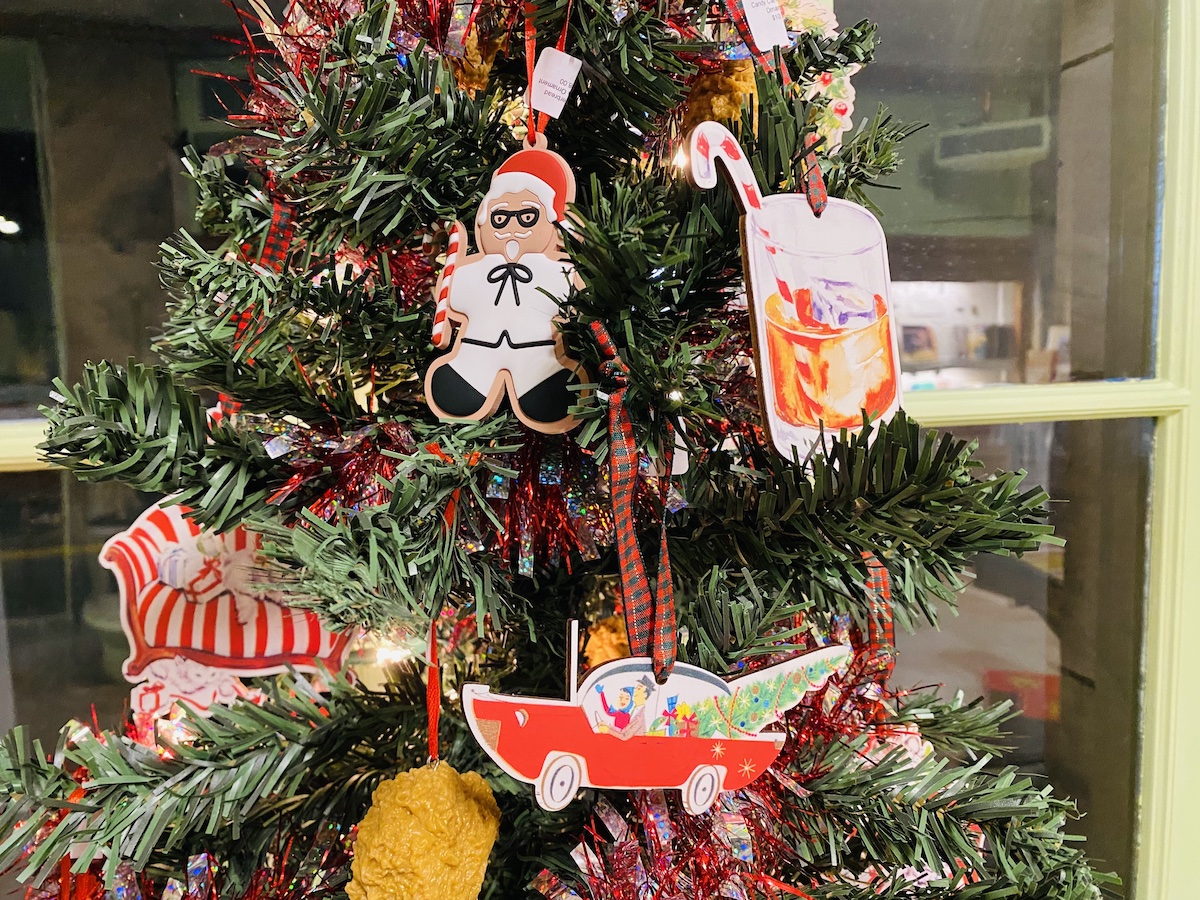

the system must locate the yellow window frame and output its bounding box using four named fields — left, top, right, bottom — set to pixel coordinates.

left=0, top=5, right=1195, bottom=895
